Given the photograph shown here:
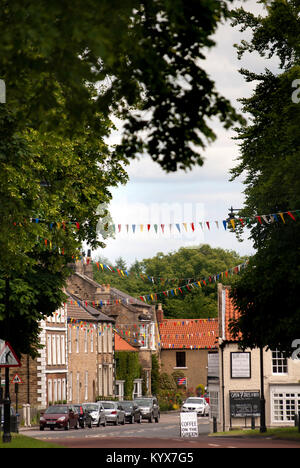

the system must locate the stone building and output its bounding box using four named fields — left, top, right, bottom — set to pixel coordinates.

left=66, top=293, right=115, bottom=403
left=208, top=284, right=300, bottom=432
left=66, top=258, right=161, bottom=396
